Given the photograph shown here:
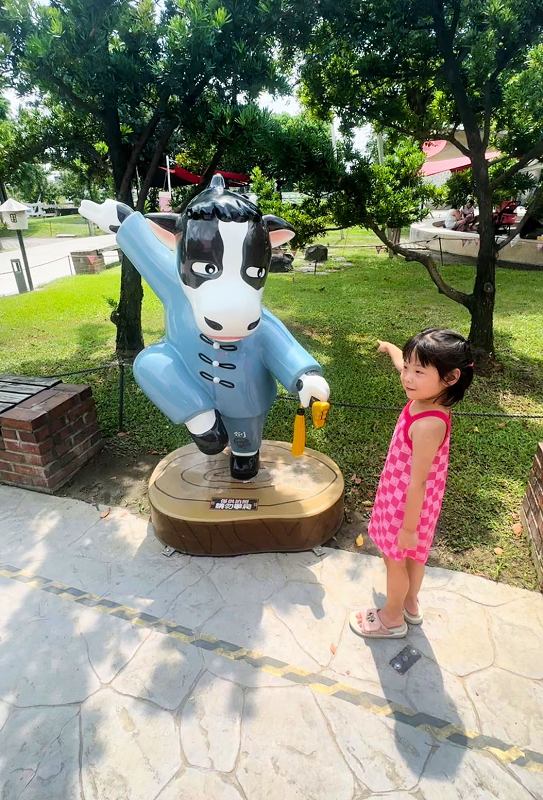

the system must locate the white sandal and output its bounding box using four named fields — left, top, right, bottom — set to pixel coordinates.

left=349, top=608, right=407, bottom=639
left=403, top=606, right=423, bottom=625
